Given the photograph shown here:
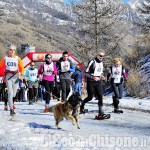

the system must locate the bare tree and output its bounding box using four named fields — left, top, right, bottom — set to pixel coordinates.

left=71, top=0, right=125, bottom=62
